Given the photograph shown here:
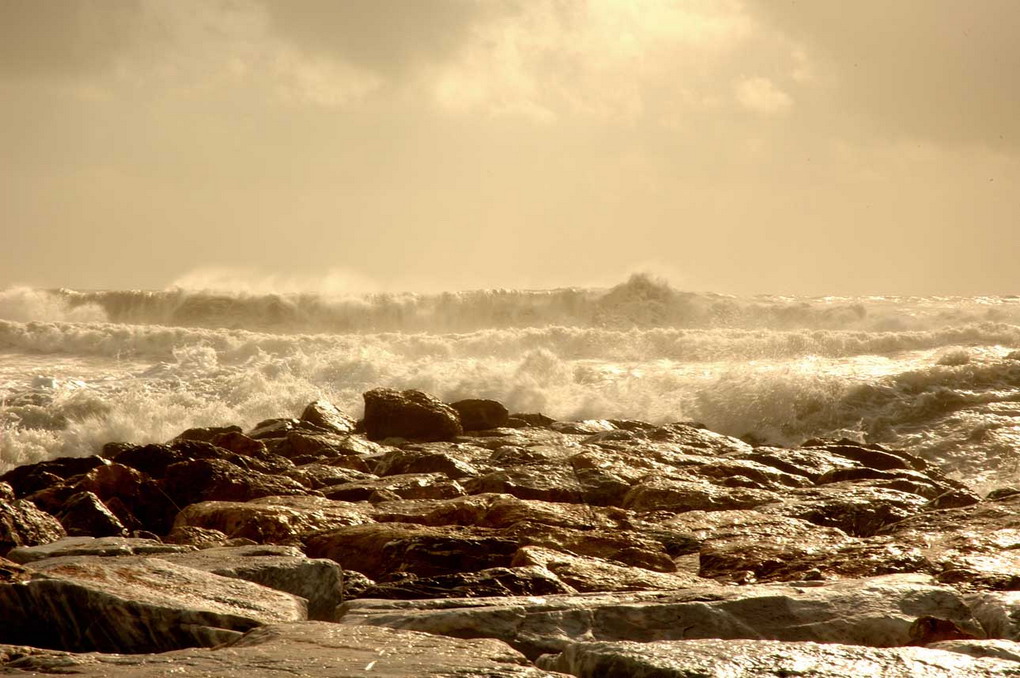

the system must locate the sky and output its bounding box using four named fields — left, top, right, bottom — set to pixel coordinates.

left=1, top=0, right=1018, bottom=295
